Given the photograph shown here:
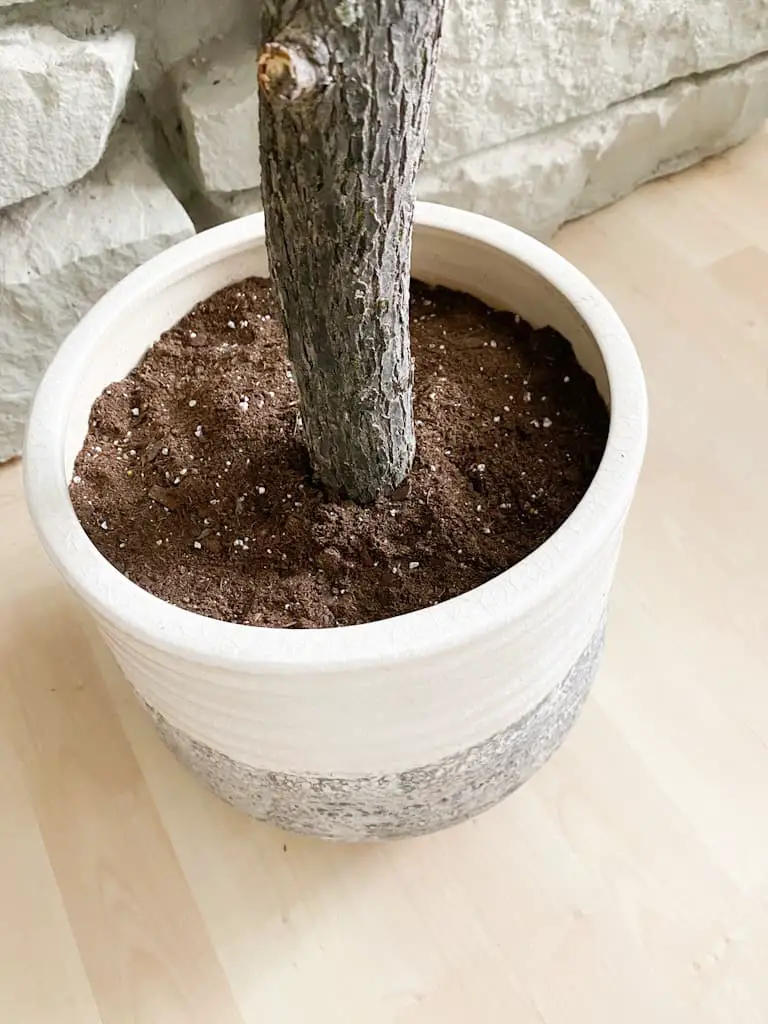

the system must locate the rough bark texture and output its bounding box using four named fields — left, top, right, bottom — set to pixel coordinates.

left=258, top=0, right=446, bottom=503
